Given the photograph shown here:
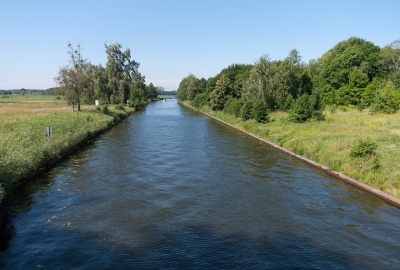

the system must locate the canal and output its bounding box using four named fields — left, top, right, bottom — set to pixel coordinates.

left=1, top=99, right=399, bottom=269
